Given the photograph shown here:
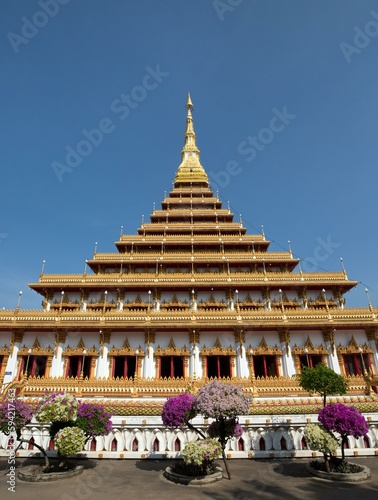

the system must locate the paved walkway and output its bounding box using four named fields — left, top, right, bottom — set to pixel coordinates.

left=1, top=456, right=377, bottom=500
